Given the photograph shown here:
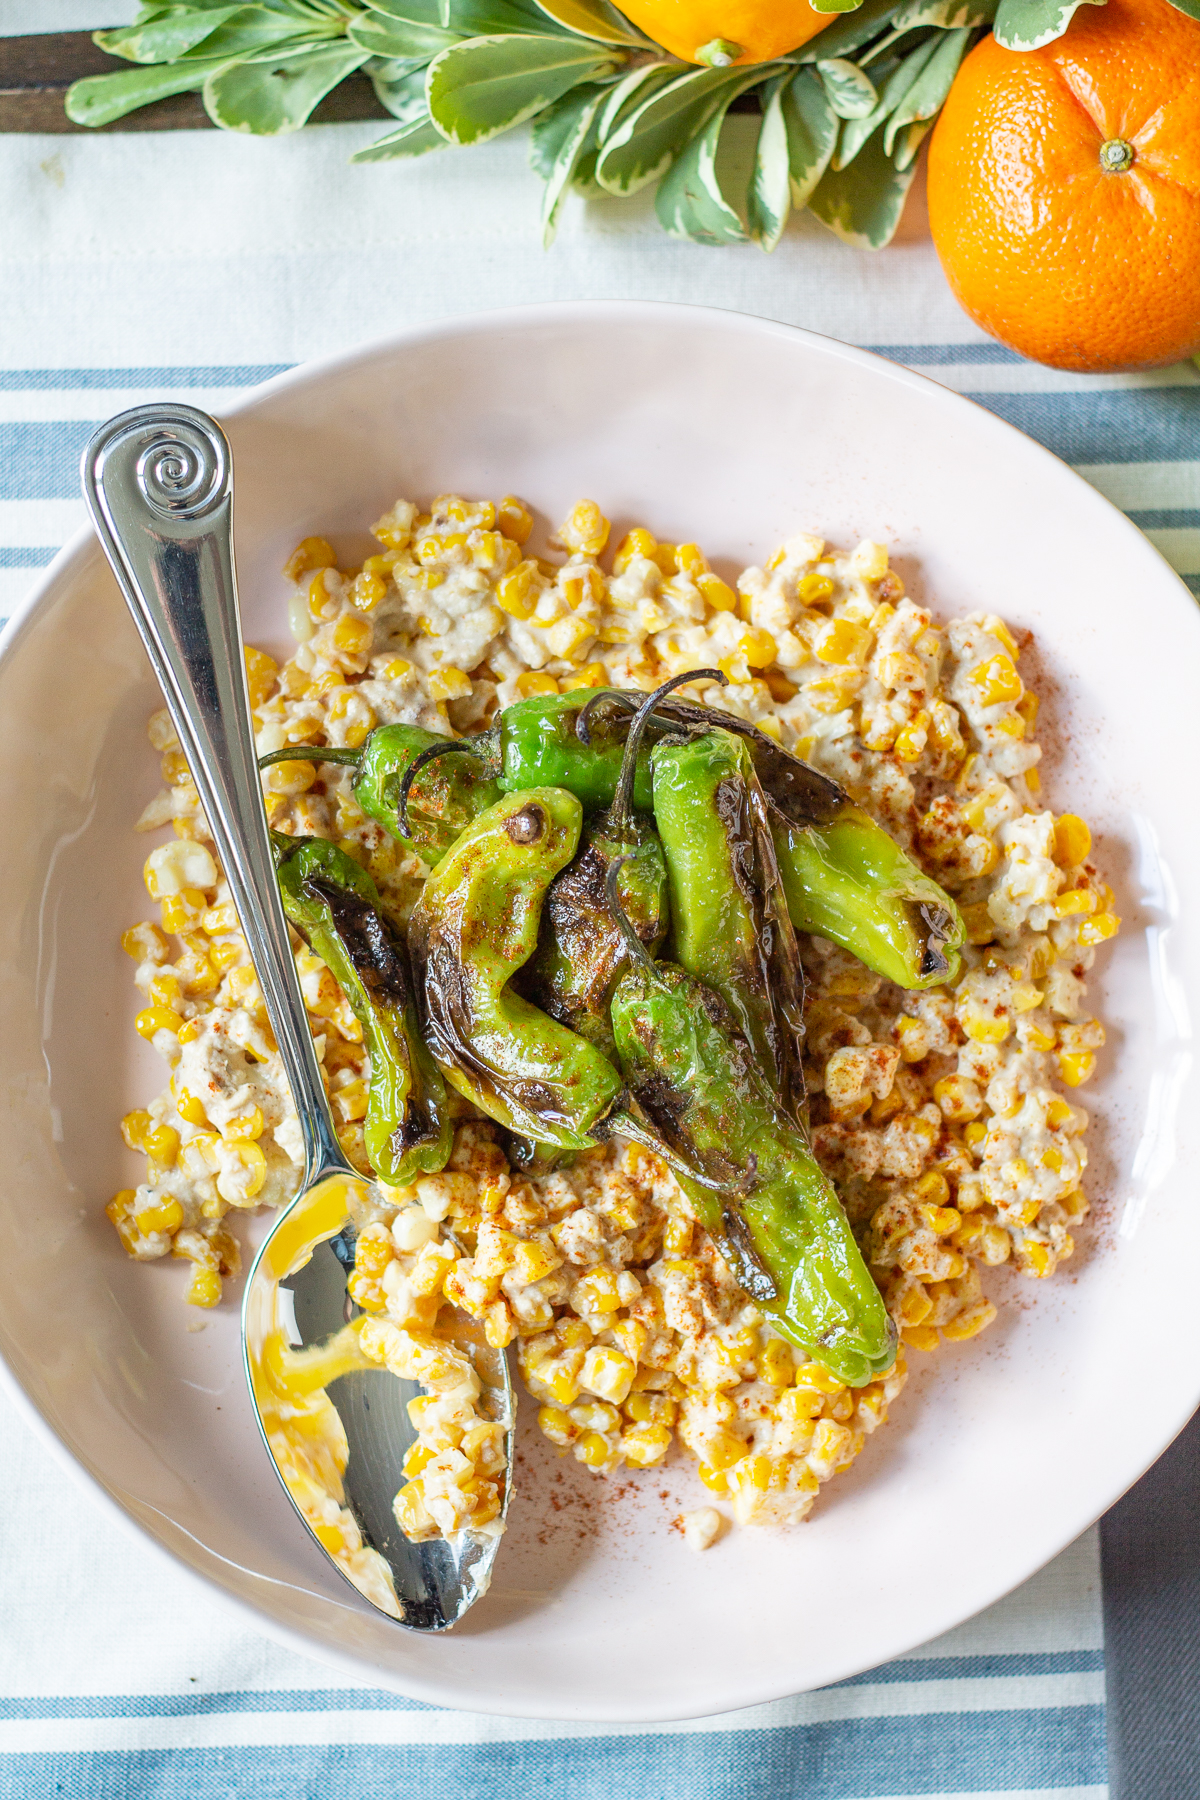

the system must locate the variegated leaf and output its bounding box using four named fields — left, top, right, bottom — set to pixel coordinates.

left=794, top=0, right=902, bottom=60
left=781, top=66, right=838, bottom=207
left=891, top=115, right=933, bottom=169
left=882, top=26, right=970, bottom=152
left=833, top=35, right=937, bottom=168
left=204, top=41, right=369, bottom=132
left=348, top=13, right=462, bottom=56
left=595, top=66, right=739, bottom=197
left=594, top=59, right=677, bottom=138
left=748, top=73, right=791, bottom=250
left=809, top=120, right=918, bottom=247
left=427, top=33, right=618, bottom=145
left=655, top=71, right=763, bottom=245
left=532, top=81, right=608, bottom=242
left=66, top=55, right=228, bottom=126
left=351, top=116, right=449, bottom=158
left=94, top=8, right=243, bottom=63
left=889, top=0, right=995, bottom=26
left=993, top=0, right=1104, bottom=47
left=529, top=0, right=650, bottom=44
left=816, top=57, right=878, bottom=119
left=1165, top=0, right=1200, bottom=17
left=369, top=60, right=433, bottom=121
